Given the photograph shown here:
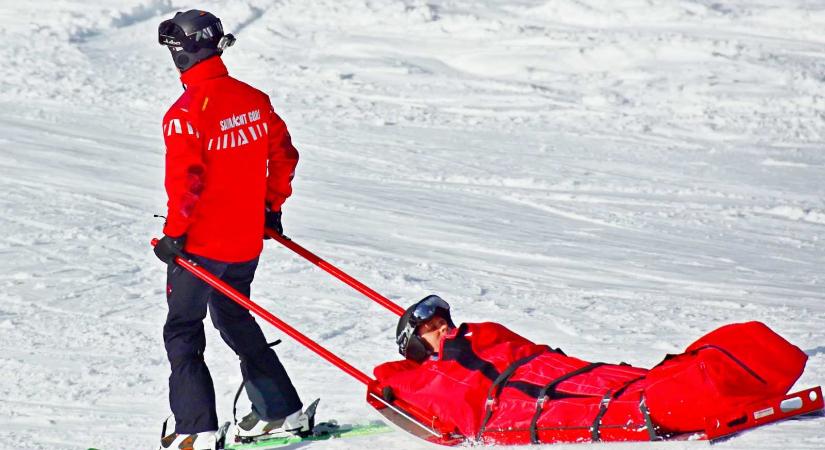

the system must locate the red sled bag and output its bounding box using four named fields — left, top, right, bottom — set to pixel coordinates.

left=644, top=321, right=808, bottom=433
